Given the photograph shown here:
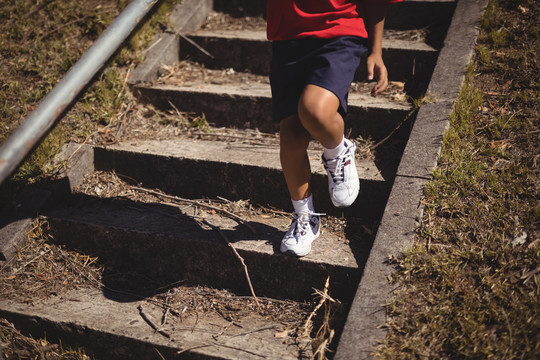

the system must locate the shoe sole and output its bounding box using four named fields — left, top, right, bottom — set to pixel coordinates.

left=280, top=229, right=321, bottom=257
